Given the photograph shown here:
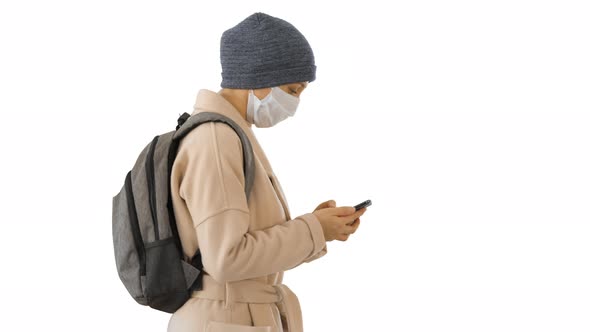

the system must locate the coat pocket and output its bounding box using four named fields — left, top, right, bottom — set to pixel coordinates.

left=206, top=320, right=274, bottom=332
